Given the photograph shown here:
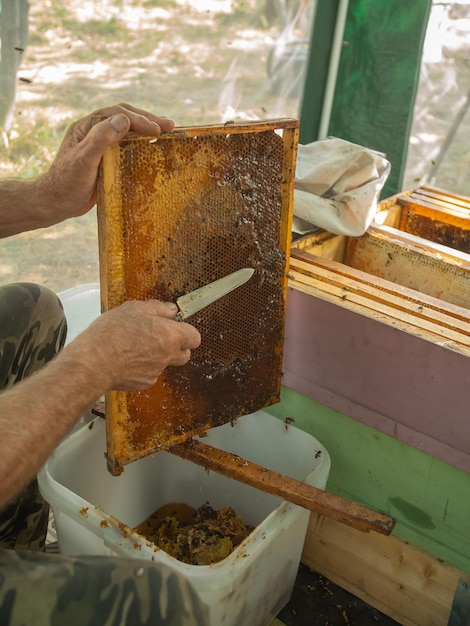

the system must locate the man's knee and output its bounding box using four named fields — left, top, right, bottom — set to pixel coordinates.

left=0, top=283, right=67, bottom=389
left=0, top=550, right=210, bottom=625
